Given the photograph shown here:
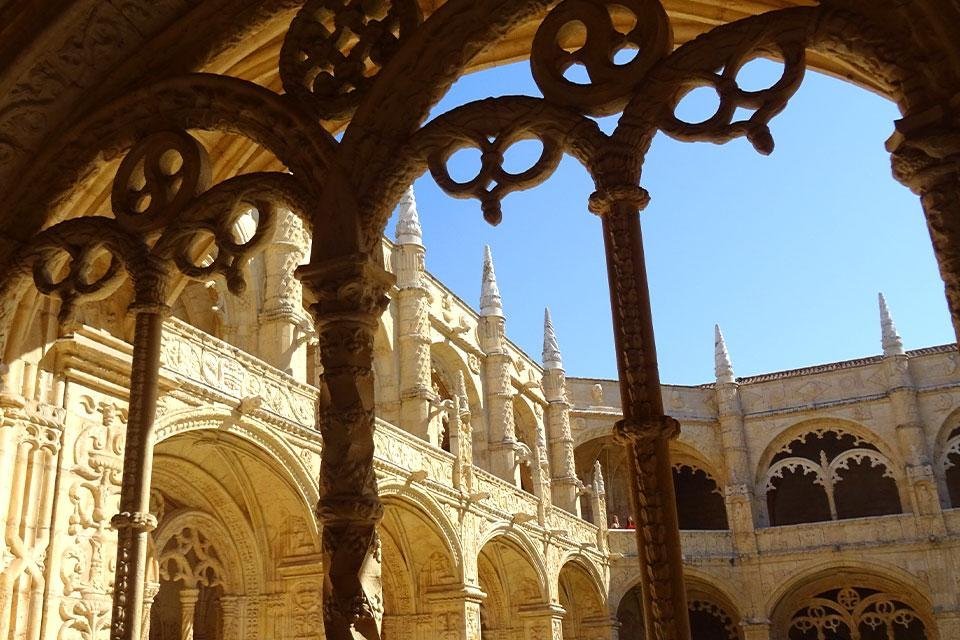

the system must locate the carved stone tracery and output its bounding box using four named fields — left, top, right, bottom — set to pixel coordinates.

left=0, top=2, right=957, bottom=640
